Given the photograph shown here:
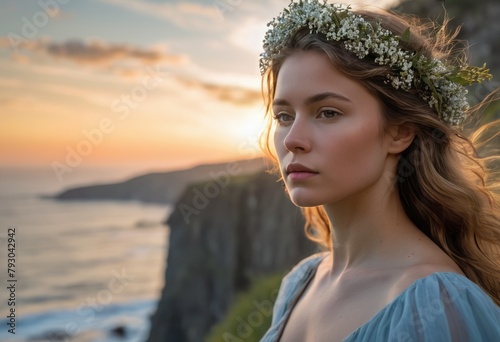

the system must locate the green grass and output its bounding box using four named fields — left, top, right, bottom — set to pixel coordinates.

left=206, top=273, right=284, bottom=342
